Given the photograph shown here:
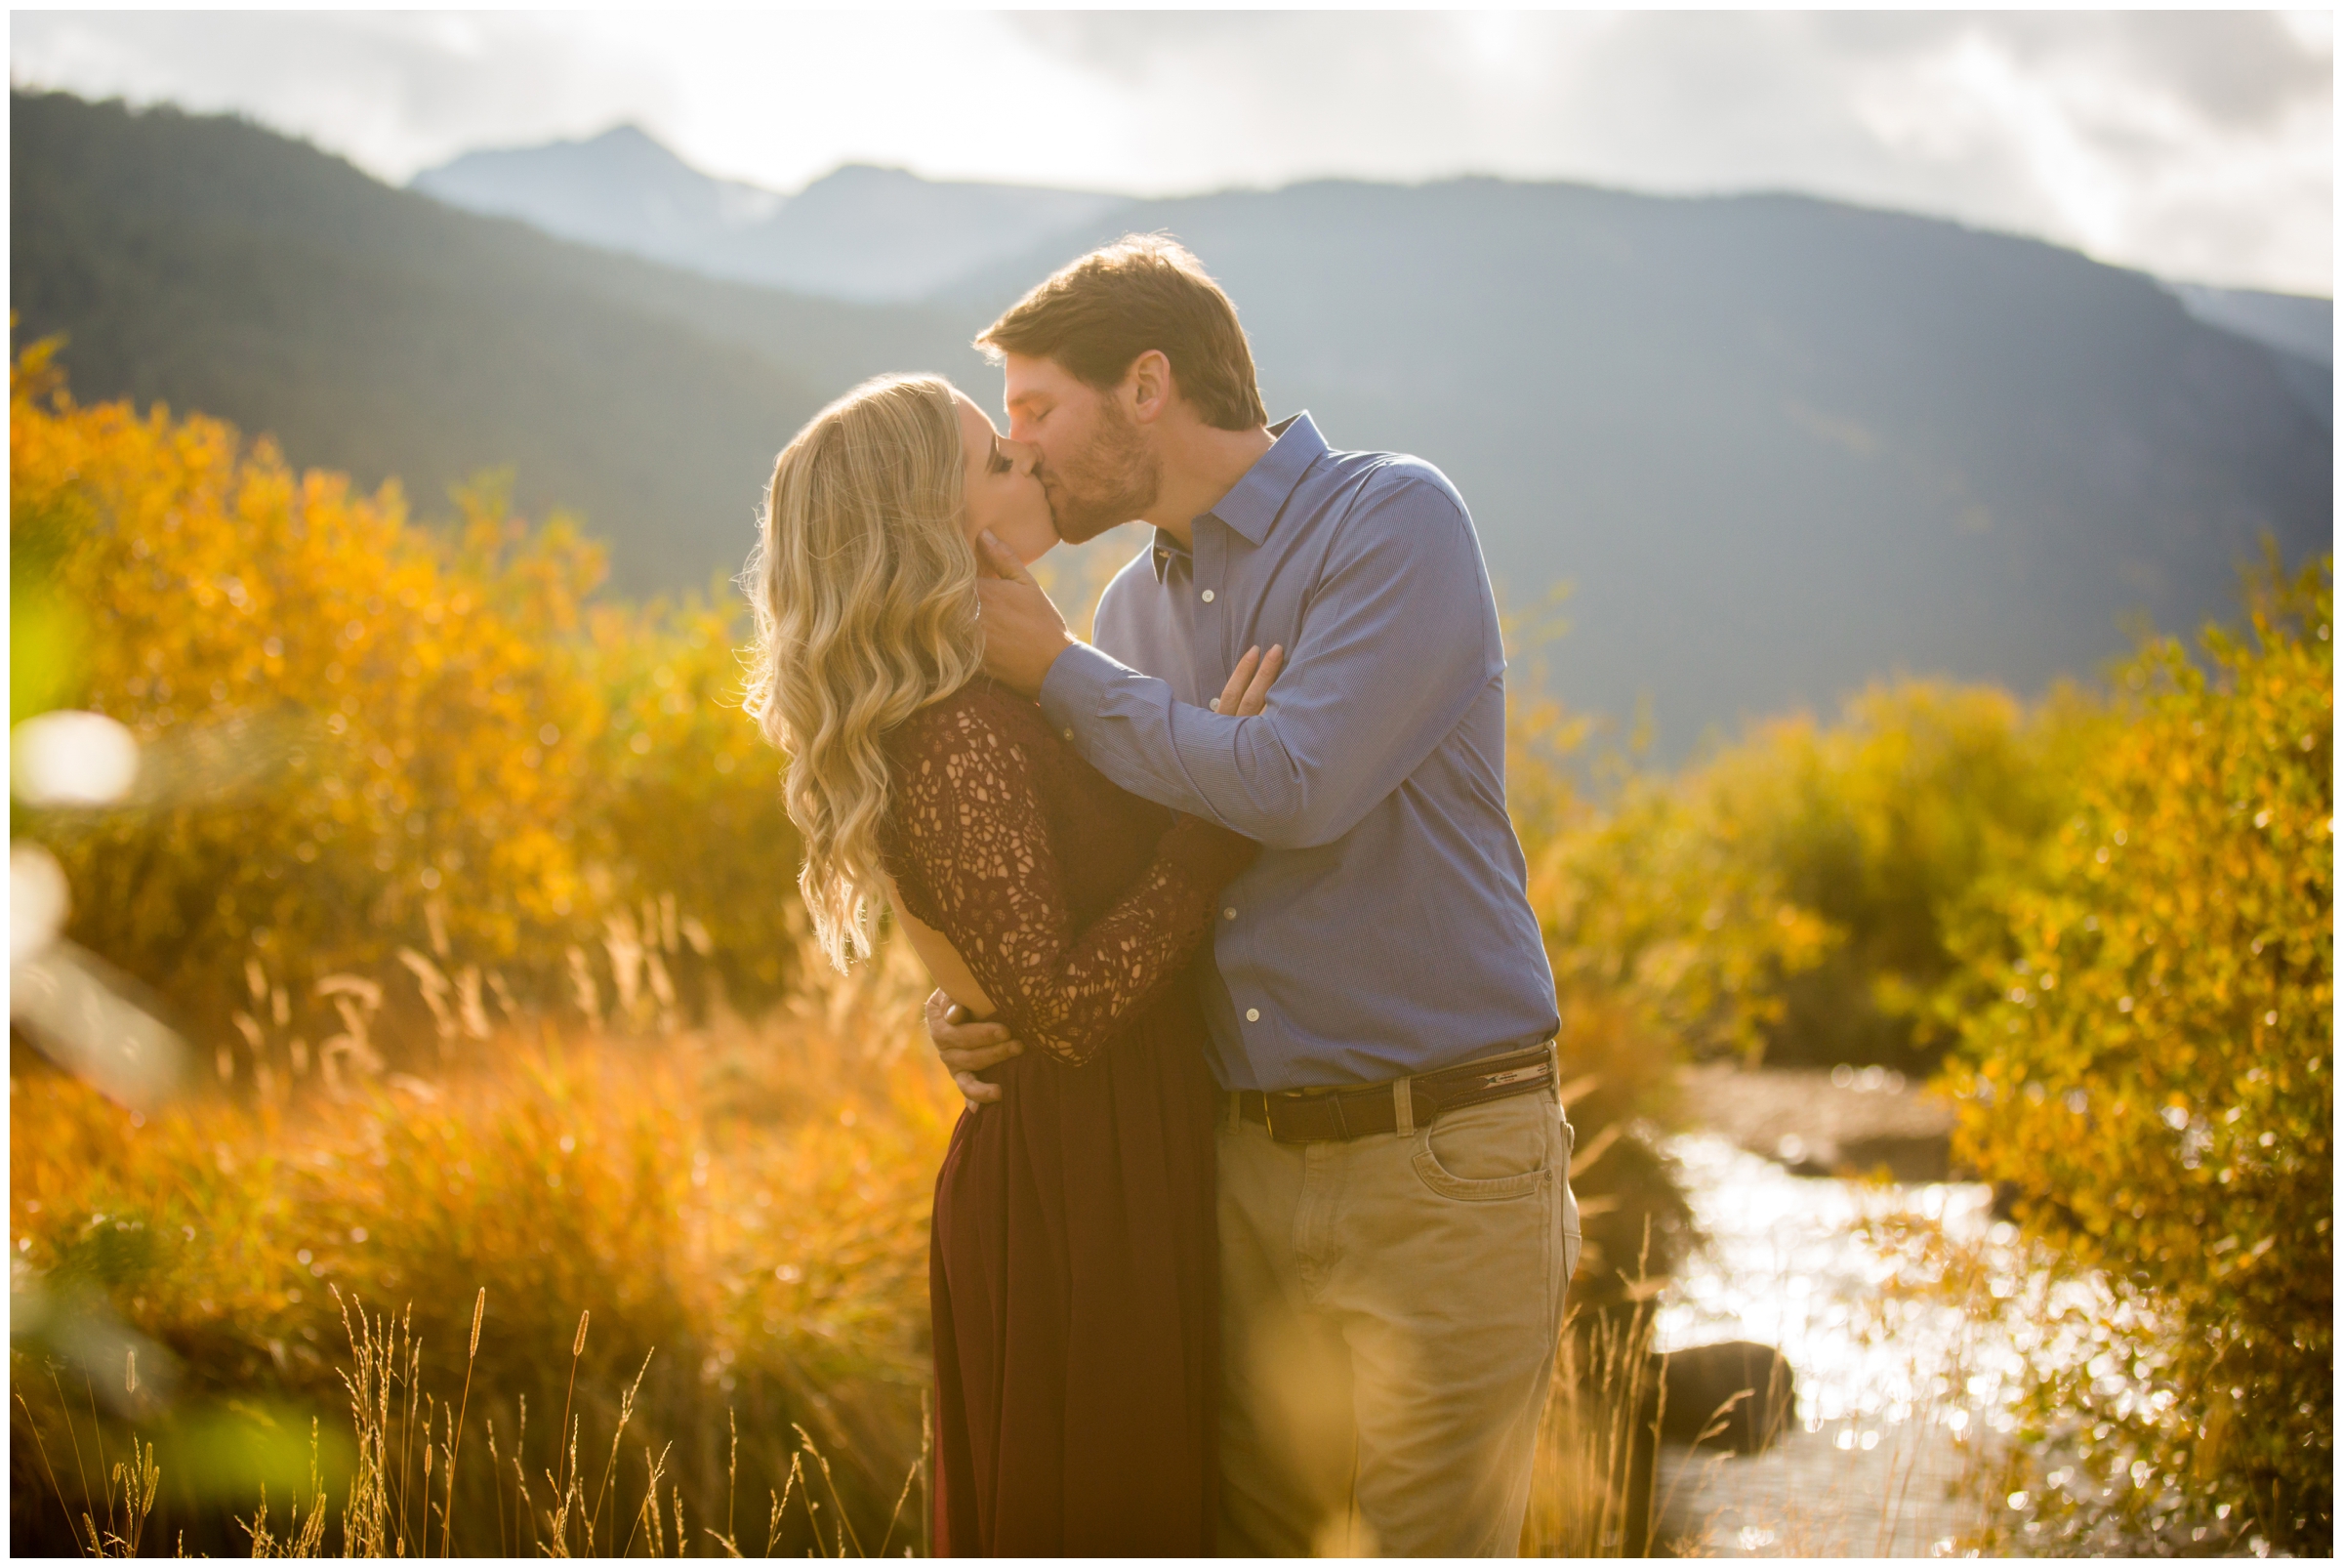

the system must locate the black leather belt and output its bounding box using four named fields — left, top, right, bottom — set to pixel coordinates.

left=1235, top=1043, right=1556, bottom=1144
